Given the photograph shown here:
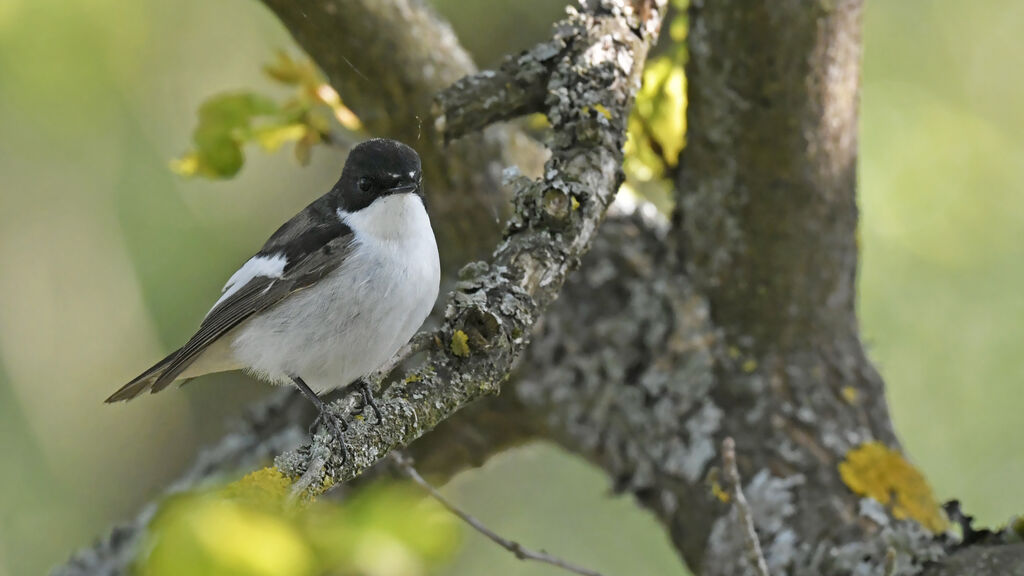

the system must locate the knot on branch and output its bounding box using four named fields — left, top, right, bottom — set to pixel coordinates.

left=507, top=176, right=589, bottom=235
left=448, top=261, right=537, bottom=368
